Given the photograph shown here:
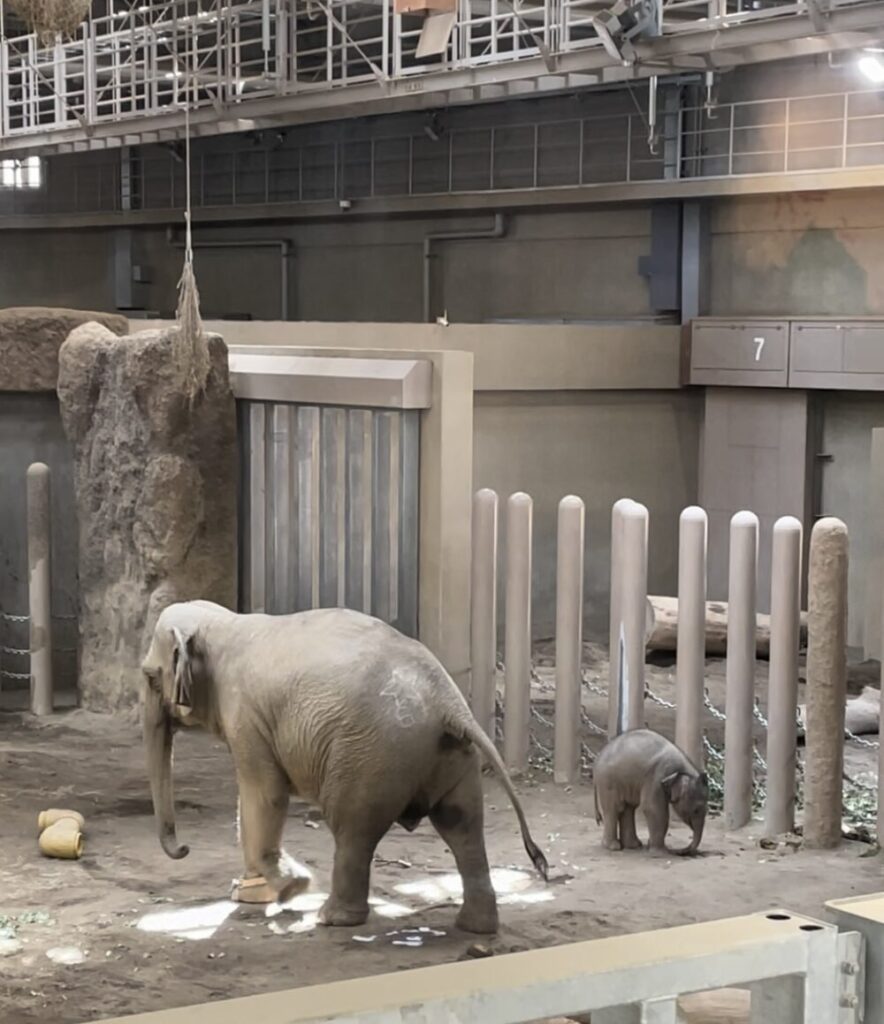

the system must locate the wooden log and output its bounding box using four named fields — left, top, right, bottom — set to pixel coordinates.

left=797, top=684, right=879, bottom=739
left=644, top=596, right=808, bottom=659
